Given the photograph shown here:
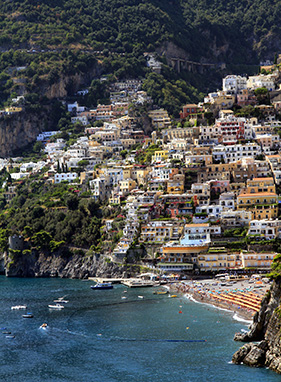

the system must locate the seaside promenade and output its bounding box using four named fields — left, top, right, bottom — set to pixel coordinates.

left=170, top=278, right=270, bottom=320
